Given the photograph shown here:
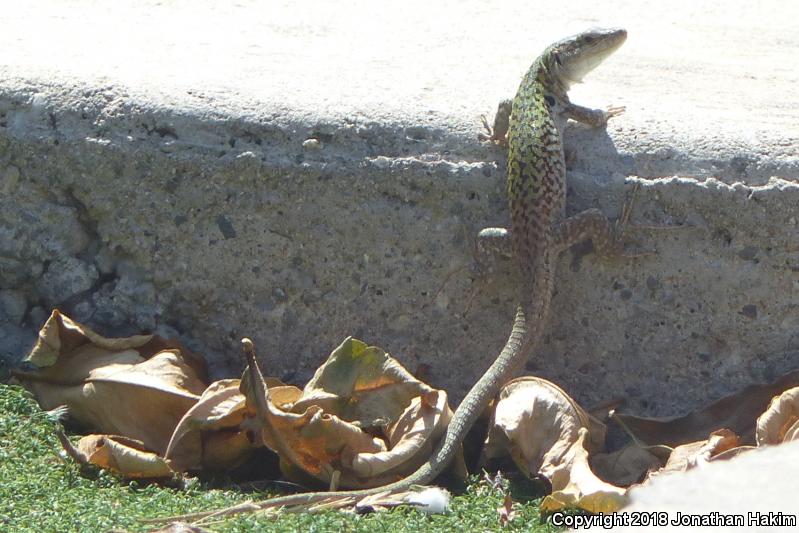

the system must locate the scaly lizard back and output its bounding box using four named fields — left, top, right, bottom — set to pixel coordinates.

left=508, top=27, right=627, bottom=365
